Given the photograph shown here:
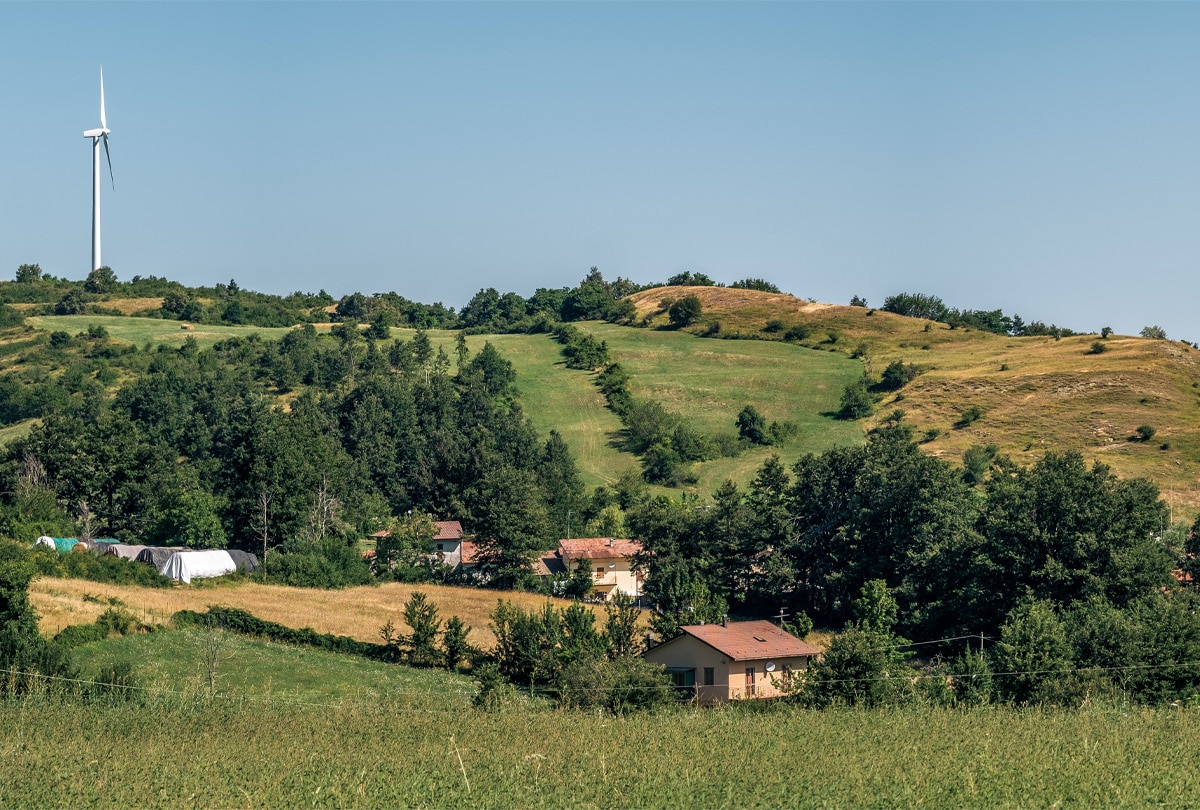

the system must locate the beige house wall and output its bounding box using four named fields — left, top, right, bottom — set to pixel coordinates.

left=567, top=554, right=641, bottom=600
left=645, top=634, right=814, bottom=704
